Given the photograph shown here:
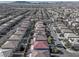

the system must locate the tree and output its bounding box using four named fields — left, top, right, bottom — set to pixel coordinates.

left=65, top=41, right=71, bottom=48
left=48, top=36, right=54, bottom=44
left=51, top=47, right=60, bottom=54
